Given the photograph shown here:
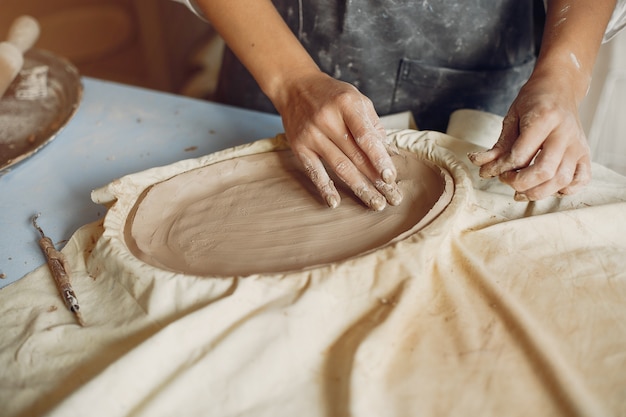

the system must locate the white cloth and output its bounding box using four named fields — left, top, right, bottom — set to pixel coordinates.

left=1, top=125, right=625, bottom=417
